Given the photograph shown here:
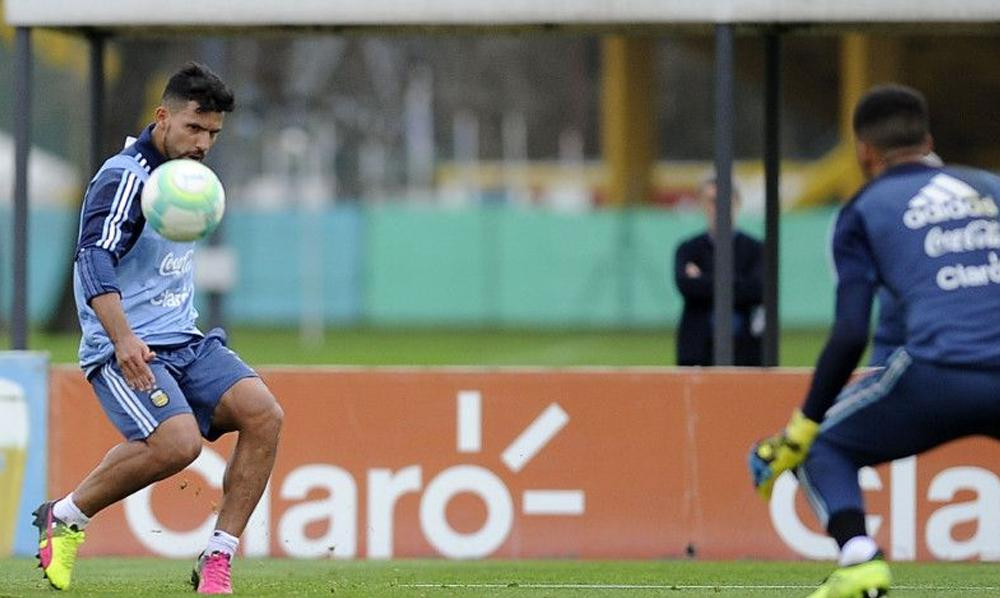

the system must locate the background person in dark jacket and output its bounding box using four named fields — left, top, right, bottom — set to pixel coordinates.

left=674, top=179, right=763, bottom=366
